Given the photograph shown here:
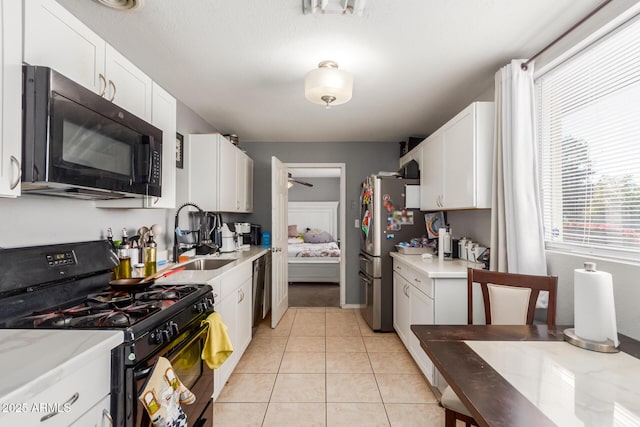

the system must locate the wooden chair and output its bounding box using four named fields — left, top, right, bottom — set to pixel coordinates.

left=441, top=267, right=558, bottom=427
